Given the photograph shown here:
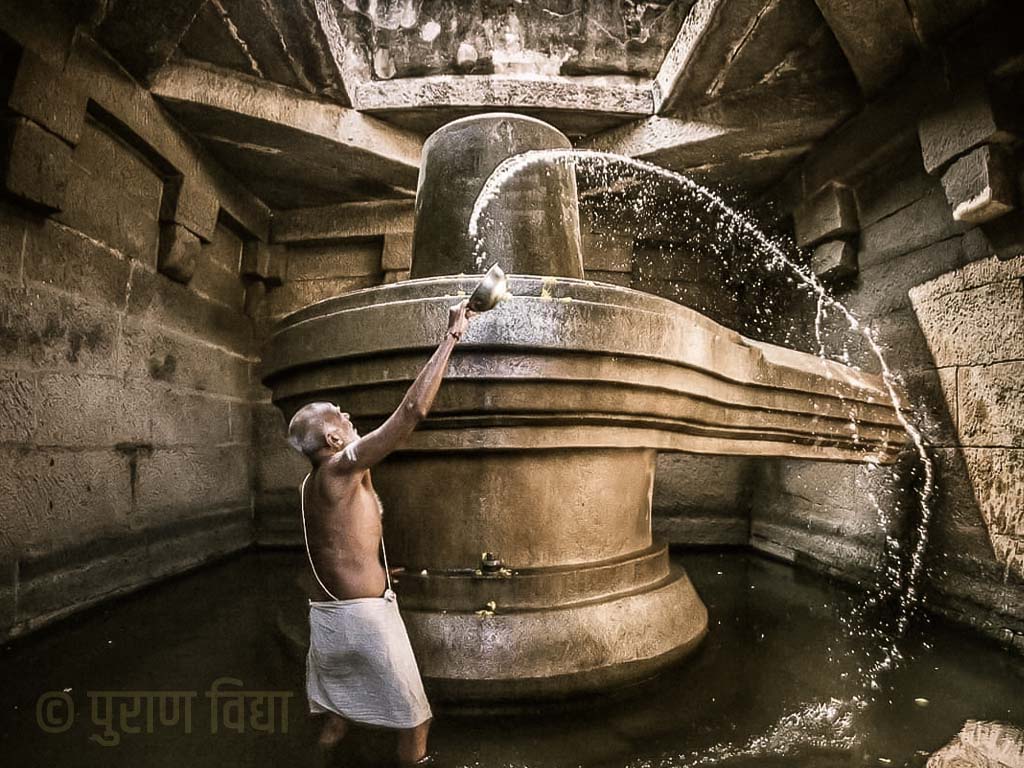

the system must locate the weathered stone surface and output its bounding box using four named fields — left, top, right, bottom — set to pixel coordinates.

left=962, top=448, right=1024, bottom=582
left=157, top=222, right=201, bottom=284
left=794, top=182, right=858, bottom=247
left=148, top=388, right=233, bottom=447
left=859, top=188, right=968, bottom=268
left=381, top=231, right=413, bottom=272
left=652, top=453, right=751, bottom=545
left=55, top=119, right=163, bottom=265
left=853, top=137, right=935, bottom=227
left=811, top=239, right=857, bottom=283
left=127, top=265, right=254, bottom=353
left=904, top=366, right=957, bottom=448
left=65, top=36, right=271, bottom=242
left=0, top=446, right=132, bottom=556
left=7, top=47, right=87, bottom=145
left=910, top=255, right=1024, bottom=367
left=117, top=317, right=254, bottom=397
left=273, top=200, right=414, bottom=244
left=919, top=85, right=1019, bottom=174
left=812, top=0, right=919, bottom=96
left=846, top=236, right=963, bottom=319
left=160, top=175, right=220, bottom=242
left=35, top=373, right=150, bottom=447
left=941, top=144, right=1017, bottom=224
left=22, top=218, right=131, bottom=309
left=655, top=0, right=766, bottom=111
left=134, top=447, right=250, bottom=524
left=0, top=117, right=72, bottom=211
left=959, top=362, right=1024, bottom=448
left=0, top=369, right=34, bottom=442
left=286, top=240, right=382, bottom=281
left=241, top=240, right=285, bottom=285
left=355, top=75, right=654, bottom=135
left=0, top=281, right=119, bottom=373
left=96, top=0, right=209, bottom=83
left=927, top=719, right=1024, bottom=768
